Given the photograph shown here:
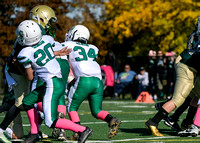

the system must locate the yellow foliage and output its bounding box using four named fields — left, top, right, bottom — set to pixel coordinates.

left=101, top=0, right=200, bottom=56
